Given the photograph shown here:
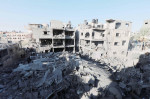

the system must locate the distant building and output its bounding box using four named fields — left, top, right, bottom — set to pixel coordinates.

left=0, top=31, right=32, bottom=43
left=28, top=20, right=75, bottom=53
